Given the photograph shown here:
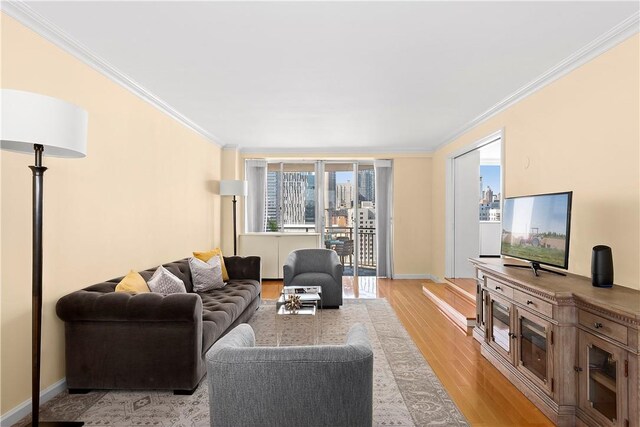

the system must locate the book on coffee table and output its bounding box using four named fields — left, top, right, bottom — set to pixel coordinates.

left=283, top=286, right=321, bottom=295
